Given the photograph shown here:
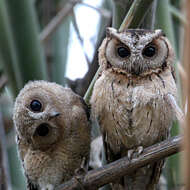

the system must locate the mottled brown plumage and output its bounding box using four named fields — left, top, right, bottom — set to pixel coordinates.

left=13, top=81, right=91, bottom=190
left=90, top=28, right=177, bottom=190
